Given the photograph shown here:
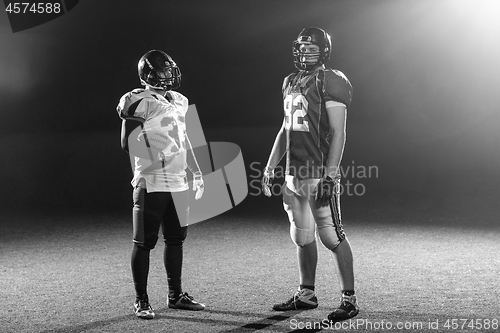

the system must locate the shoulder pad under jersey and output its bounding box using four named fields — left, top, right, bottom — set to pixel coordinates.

left=116, top=88, right=158, bottom=121
left=166, top=91, right=189, bottom=115
left=282, top=72, right=299, bottom=93
left=322, top=69, right=353, bottom=108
